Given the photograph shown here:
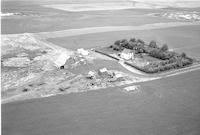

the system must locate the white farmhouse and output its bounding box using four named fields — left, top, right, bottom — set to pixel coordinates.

left=120, top=49, right=135, bottom=60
